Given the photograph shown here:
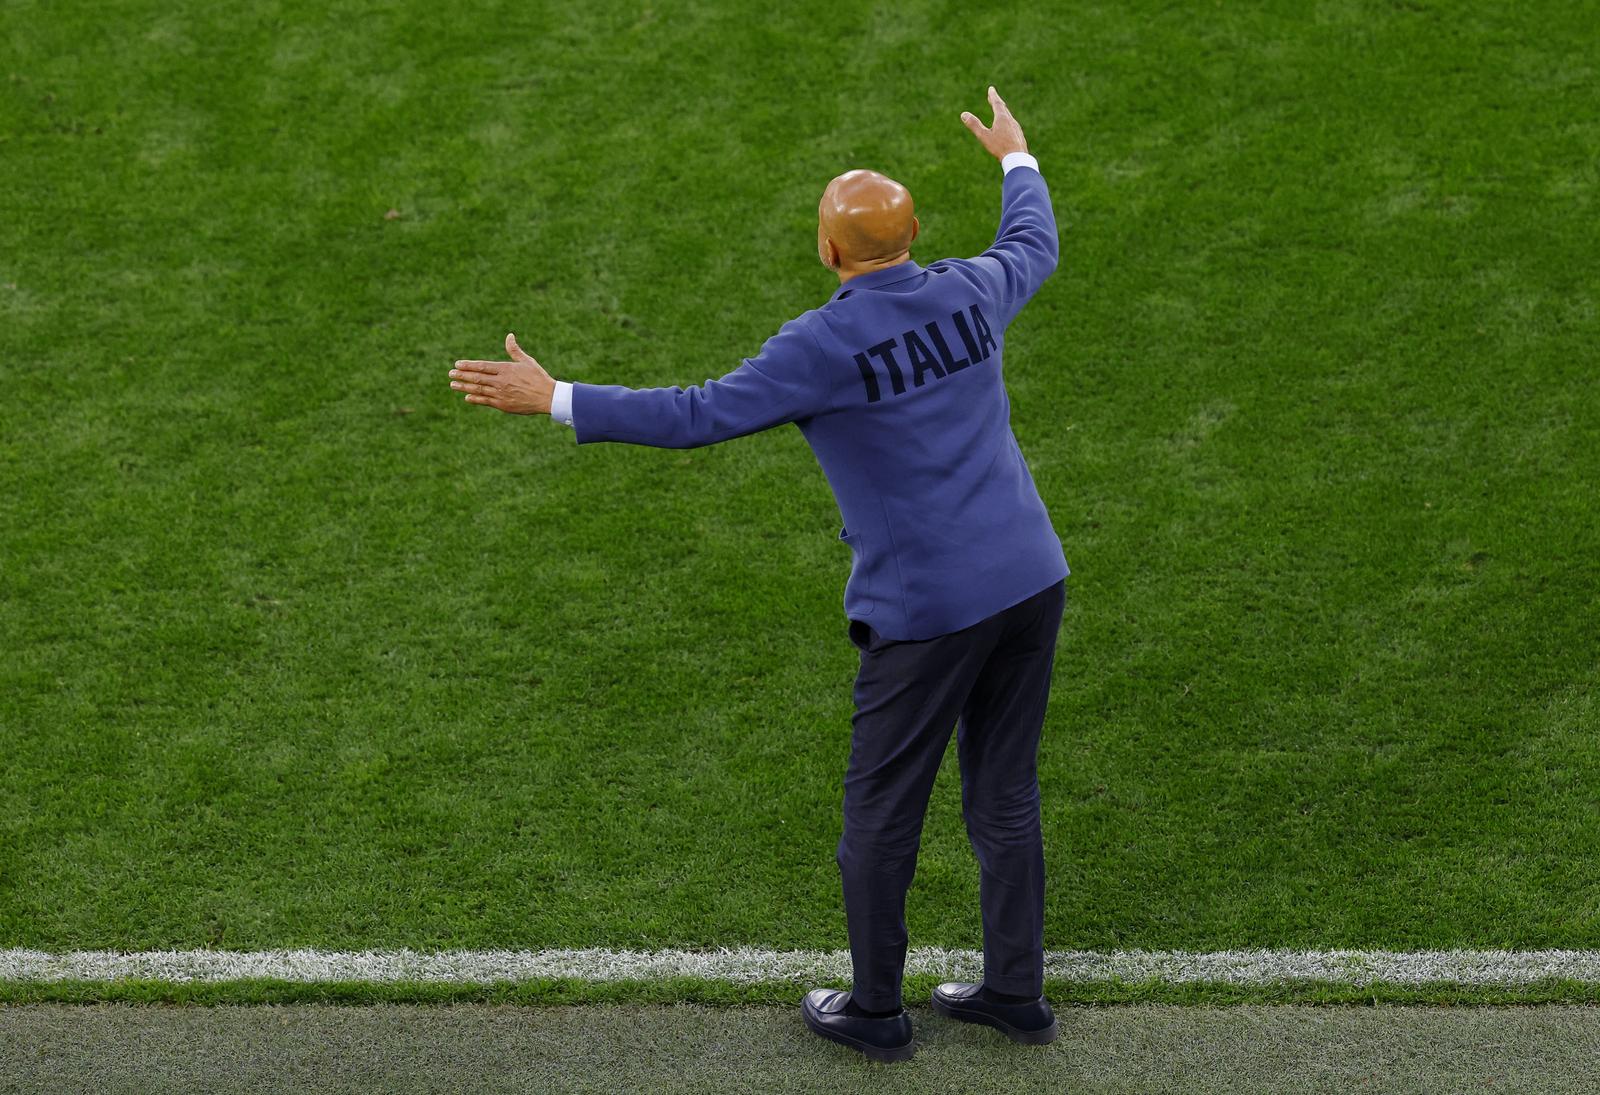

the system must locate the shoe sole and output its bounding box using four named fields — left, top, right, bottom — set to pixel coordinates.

left=930, top=994, right=1059, bottom=1045
left=801, top=1006, right=916, bottom=1063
